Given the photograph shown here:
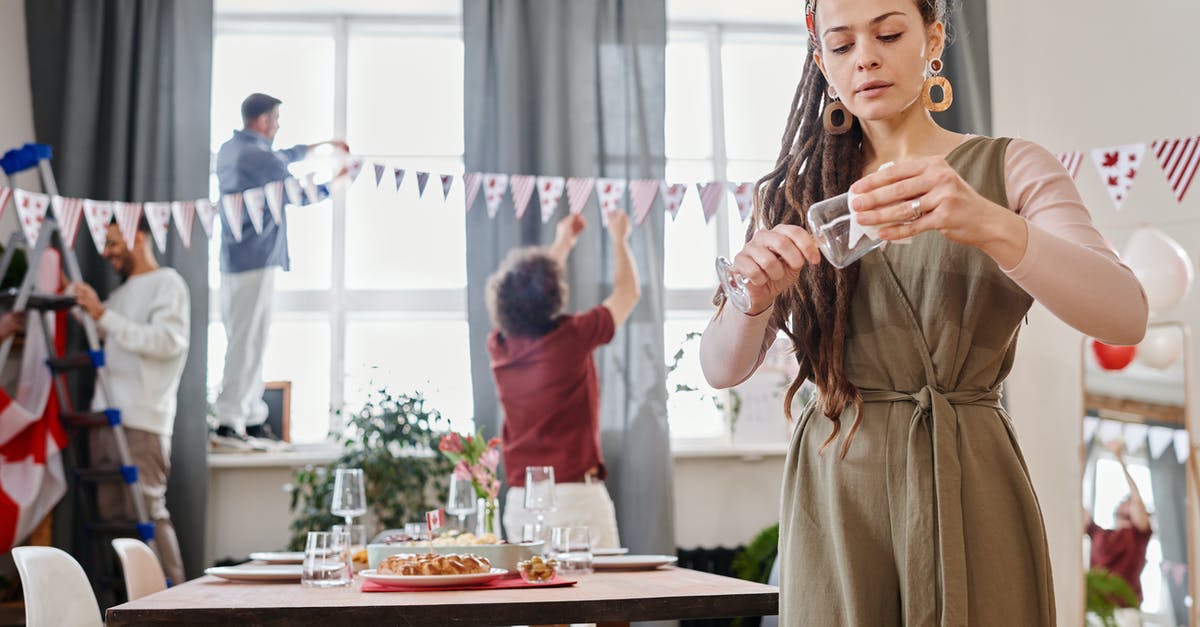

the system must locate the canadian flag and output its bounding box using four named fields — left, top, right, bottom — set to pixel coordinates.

left=425, top=508, right=445, bottom=533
